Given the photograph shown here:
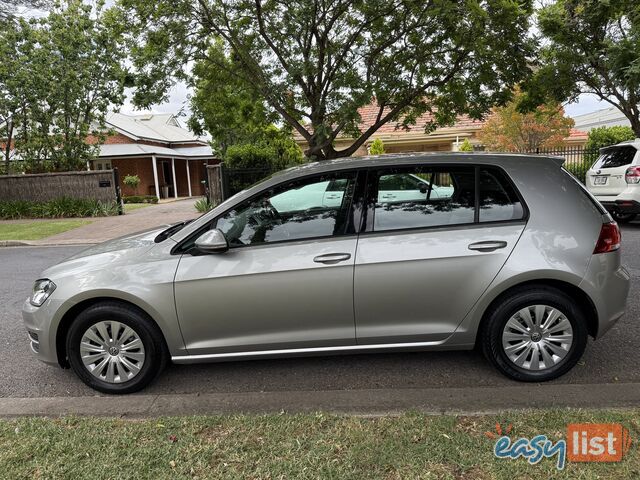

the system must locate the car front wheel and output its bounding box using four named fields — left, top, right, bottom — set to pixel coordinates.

left=66, top=301, right=168, bottom=394
left=481, top=286, right=588, bottom=382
